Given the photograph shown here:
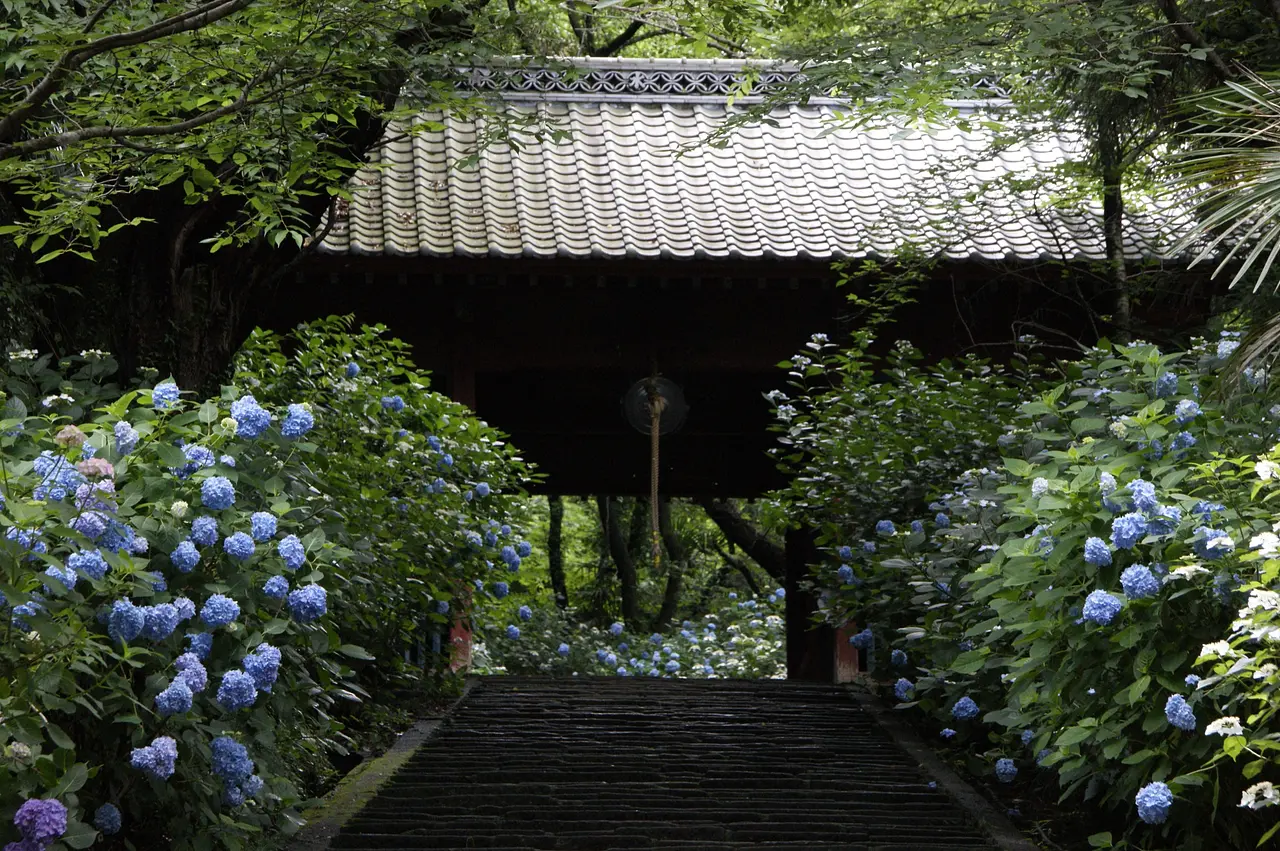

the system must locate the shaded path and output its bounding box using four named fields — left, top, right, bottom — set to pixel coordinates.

left=329, top=678, right=1006, bottom=850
